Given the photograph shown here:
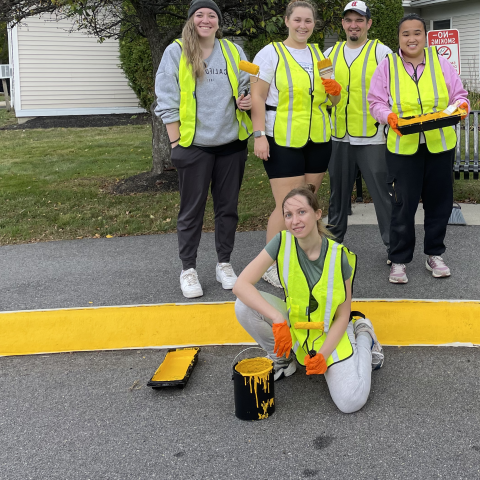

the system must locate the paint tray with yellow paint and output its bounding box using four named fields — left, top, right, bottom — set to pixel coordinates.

left=397, top=105, right=466, bottom=135
left=147, top=347, right=200, bottom=389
